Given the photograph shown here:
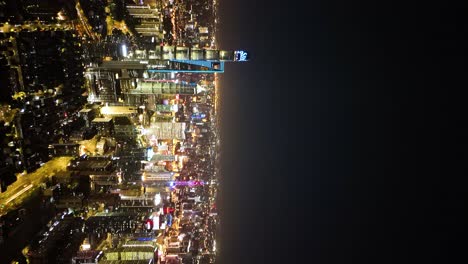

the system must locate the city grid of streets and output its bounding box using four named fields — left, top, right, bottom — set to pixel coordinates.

left=0, top=0, right=242, bottom=263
